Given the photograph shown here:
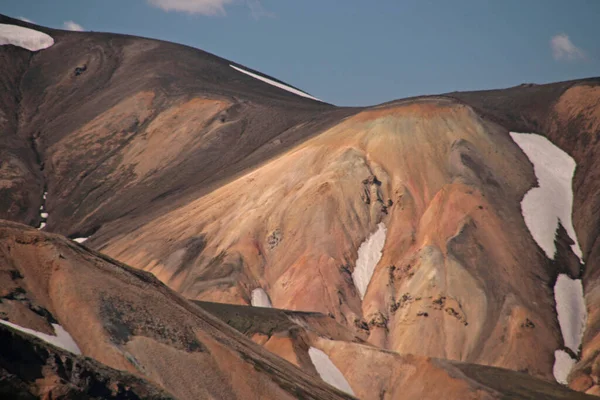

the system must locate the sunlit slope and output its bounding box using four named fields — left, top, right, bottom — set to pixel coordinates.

left=99, top=98, right=564, bottom=379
